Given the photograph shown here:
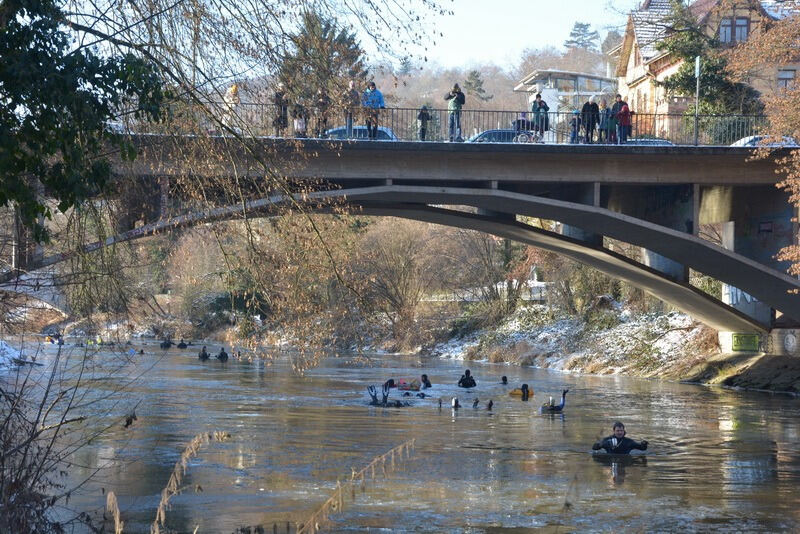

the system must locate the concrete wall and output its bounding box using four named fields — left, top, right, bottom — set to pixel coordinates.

left=700, top=185, right=794, bottom=271
left=604, top=184, right=697, bottom=281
